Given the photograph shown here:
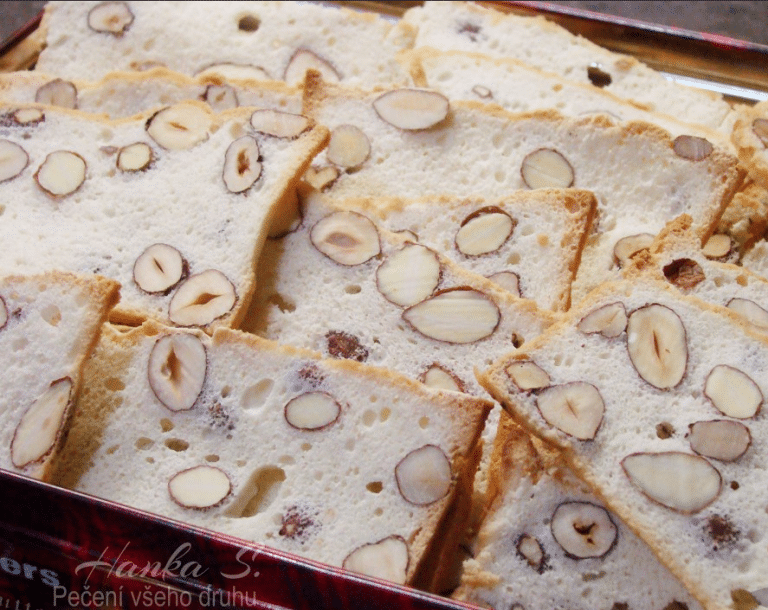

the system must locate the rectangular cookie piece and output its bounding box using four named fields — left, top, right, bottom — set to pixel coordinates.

left=479, top=275, right=768, bottom=610
left=0, top=102, right=328, bottom=330
left=53, top=320, right=492, bottom=589
left=454, top=414, right=702, bottom=610
left=0, top=272, right=119, bottom=481
left=35, top=1, right=415, bottom=87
